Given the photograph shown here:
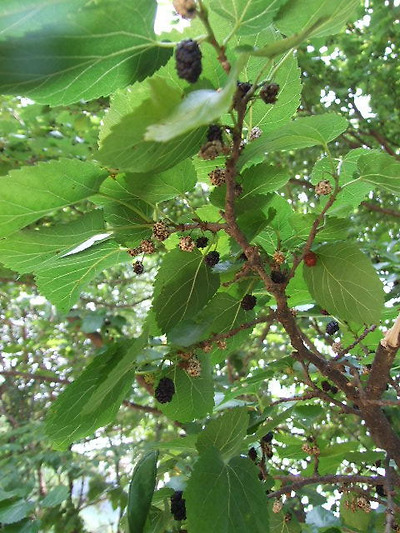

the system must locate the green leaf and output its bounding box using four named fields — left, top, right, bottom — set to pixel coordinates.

left=196, top=408, right=249, bottom=461
left=0, top=159, right=107, bottom=238
left=0, top=210, right=106, bottom=274
left=41, top=486, right=69, bottom=508
left=83, top=331, right=148, bottom=415
left=157, top=353, right=214, bottom=422
left=98, top=77, right=206, bottom=174
left=243, top=30, right=302, bottom=135
left=35, top=240, right=129, bottom=313
left=303, top=242, right=384, bottom=324
left=185, top=448, right=269, bottom=533
left=275, top=0, right=359, bottom=39
left=240, top=162, right=290, bottom=198
left=358, top=152, right=400, bottom=195
left=0, top=500, right=34, bottom=525
left=153, top=249, right=220, bottom=334
left=240, top=114, right=348, bottom=169
left=145, top=56, right=247, bottom=142
left=128, top=451, right=158, bottom=533
left=45, top=337, right=146, bottom=449
left=0, top=0, right=171, bottom=105
left=196, top=293, right=251, bottom=362
left=211, top=0, right=287, bottom=36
